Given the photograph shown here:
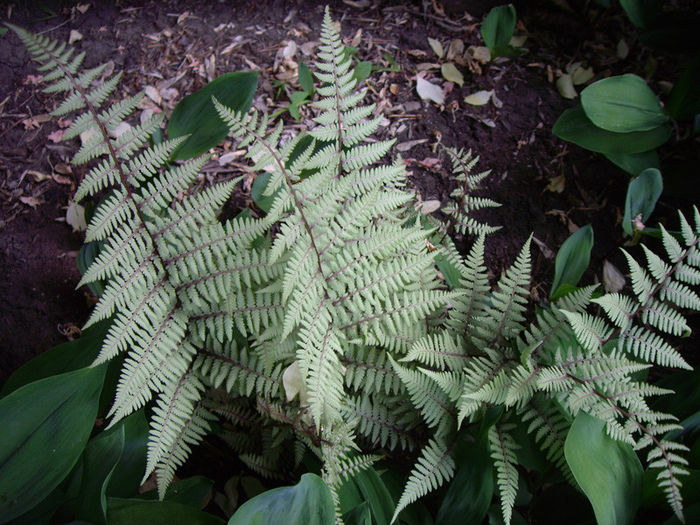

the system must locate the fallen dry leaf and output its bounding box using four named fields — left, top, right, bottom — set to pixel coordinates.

left=66, top=201, right=87, bottom=232
left=427, top=37, right=443, bottom=58
left=48, top=129, right=64, bottom=143
left=69, top=30, right=83, bottom=44
left=441, top=63, right=464, bottom=87
left=546, top=174, right=566, bottom=193
left=145, top=85, right=162, bottom=105
left=416, top=76, right=444, bottom=105
left=603, top=260, right=626, bottom=292
left=52, top=174, right=73, bottom=185
left=556, top=74, right=577, bottom=99
left=76, top=3, right=90, bottom=13
left=417, top=199, right=441, bottom=214
left=396, top=139, right=428, bottom=152
left=464, top=90, right=492, bottom=106
left=20, top=196, right=41, bottom=208
left=26, top=170, right=50, bottom=182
